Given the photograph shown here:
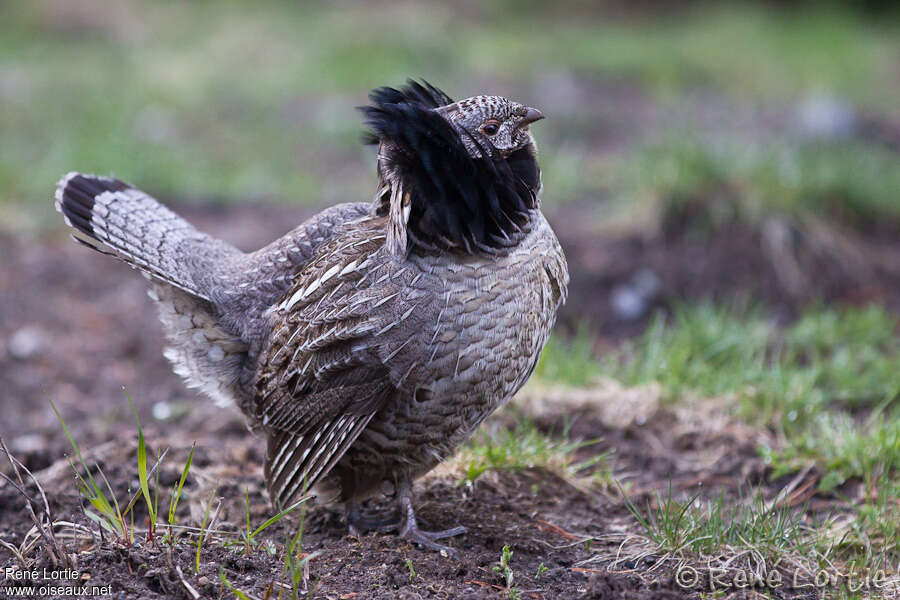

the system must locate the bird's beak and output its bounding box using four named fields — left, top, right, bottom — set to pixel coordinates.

left=520, top=107, right=544, bottom=127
